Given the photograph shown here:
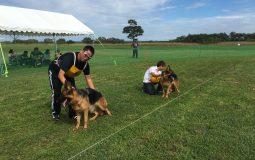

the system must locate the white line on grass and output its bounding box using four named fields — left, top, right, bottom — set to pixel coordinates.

left=68, top=69, right=229, bottom=160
